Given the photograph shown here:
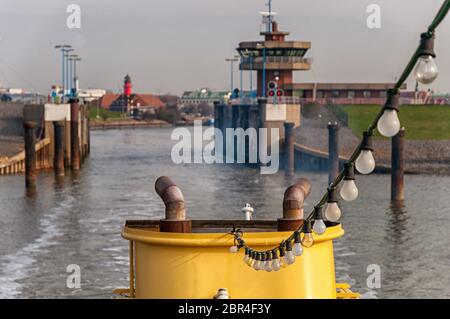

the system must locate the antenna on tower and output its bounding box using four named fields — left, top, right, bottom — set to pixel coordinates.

left=267, top=0, right=273, bottom=32
left=259, top=0, right=276, bottom=33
